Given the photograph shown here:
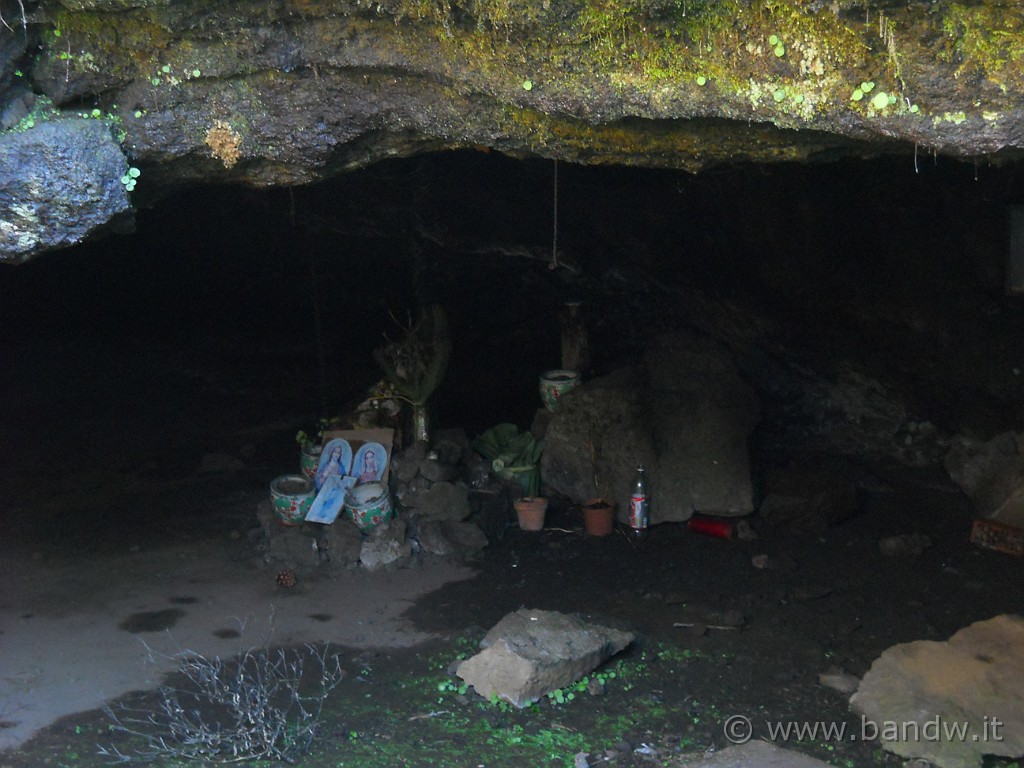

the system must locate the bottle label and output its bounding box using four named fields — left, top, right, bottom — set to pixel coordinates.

left=629, top=495, right=649, bottom=530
